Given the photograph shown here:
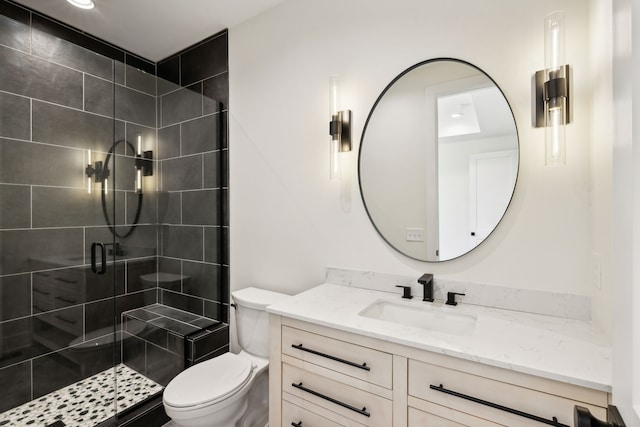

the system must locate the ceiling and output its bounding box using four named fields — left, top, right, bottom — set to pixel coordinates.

left=13, top=0, right=285, bottom=62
